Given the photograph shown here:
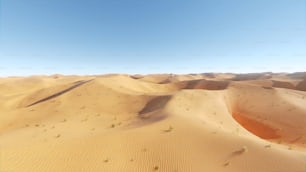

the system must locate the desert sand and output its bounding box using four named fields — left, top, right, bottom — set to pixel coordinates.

left=0, top=72, right=306, bottom=172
